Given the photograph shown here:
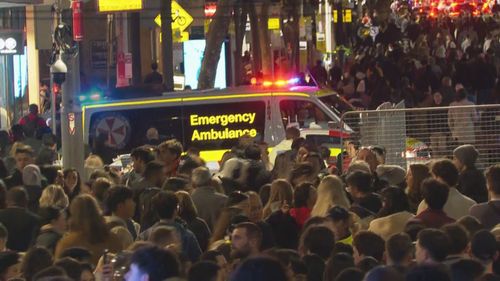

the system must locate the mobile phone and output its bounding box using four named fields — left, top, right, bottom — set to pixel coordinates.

left=103, top=249, right=110, bottom=265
